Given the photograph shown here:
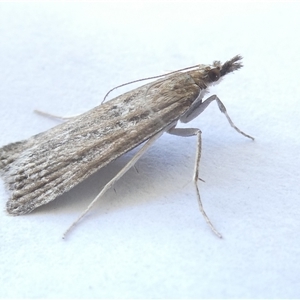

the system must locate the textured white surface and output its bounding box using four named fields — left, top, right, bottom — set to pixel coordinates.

left=0, top=2, right=299, bottom=298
